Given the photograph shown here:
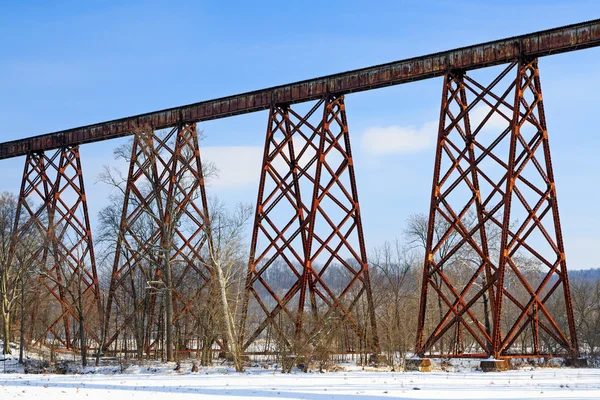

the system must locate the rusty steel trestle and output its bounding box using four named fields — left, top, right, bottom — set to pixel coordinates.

left=10, top=146, right=103, bottom=348
left=6, top=58, right=582, bottom=363
left=102, top=123, right=213, bottom=353
left=240, top=95, right=379, bottom=354
left=416, top=58, right=578, bottom=359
